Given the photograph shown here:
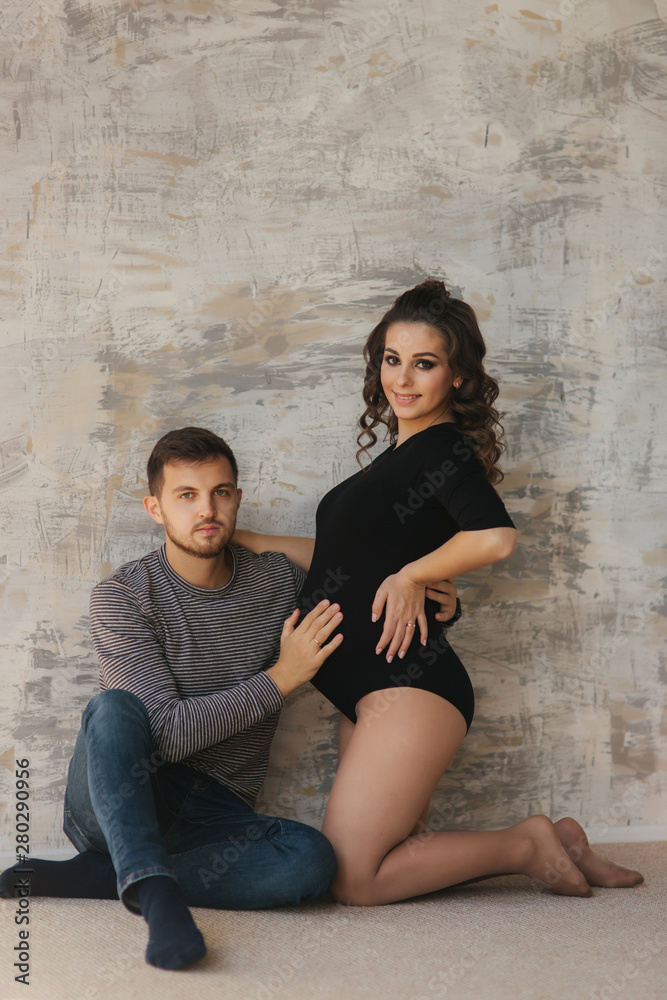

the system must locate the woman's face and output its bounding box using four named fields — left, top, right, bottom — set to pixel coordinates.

left=380, top=322, right=457, bottom=430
